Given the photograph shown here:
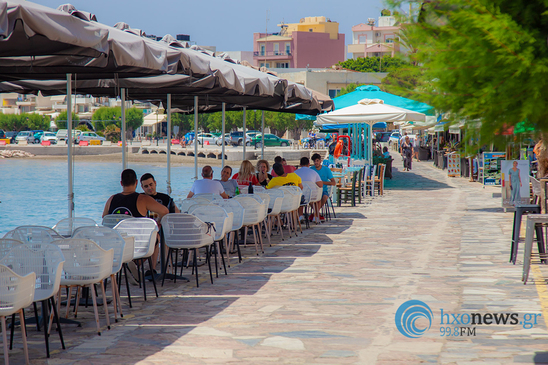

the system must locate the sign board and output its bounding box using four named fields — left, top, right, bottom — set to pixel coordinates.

left=447, top=153, right=461, bottom=177
left=482, top=152, right=506, bottom=185
left=501, top=160, right=530, bottom=208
